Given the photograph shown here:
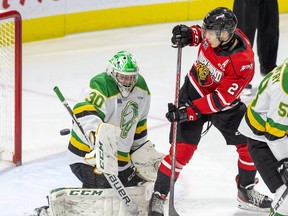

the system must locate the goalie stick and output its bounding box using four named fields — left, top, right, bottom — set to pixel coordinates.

left=269, top=187, right=288, bottom=216
left=168, top=46, right=182, bottom=216
left=53, top=86, right=139, bottom=216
